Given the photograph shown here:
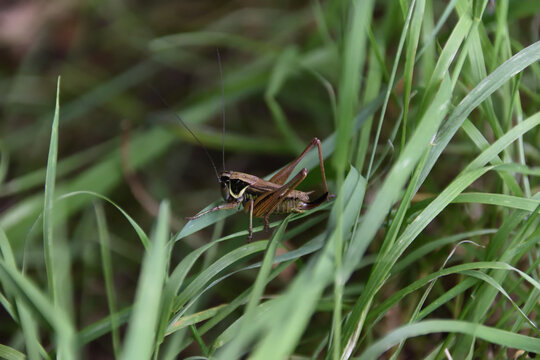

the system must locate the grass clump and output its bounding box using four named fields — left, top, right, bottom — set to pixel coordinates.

left=1, top=0, right=540, bottom=358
